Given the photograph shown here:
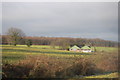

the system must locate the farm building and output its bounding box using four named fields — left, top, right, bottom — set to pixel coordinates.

left=81, top=46, right=92, bottom=53
left=69, top=45, right=80, bottom=52
left=69, top=45, right=92, bottom=53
